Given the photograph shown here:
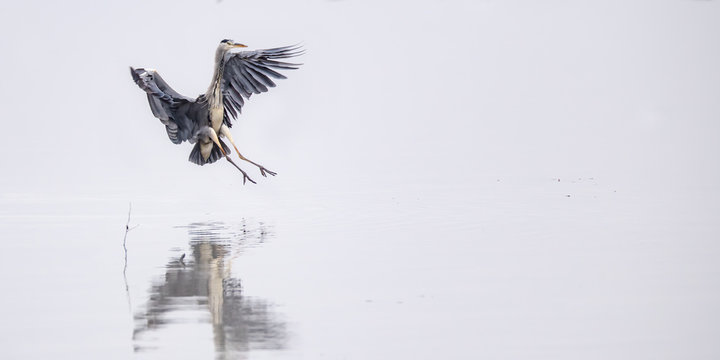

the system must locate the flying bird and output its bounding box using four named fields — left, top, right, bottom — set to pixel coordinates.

left=130, top=39, right=302, bottom=184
